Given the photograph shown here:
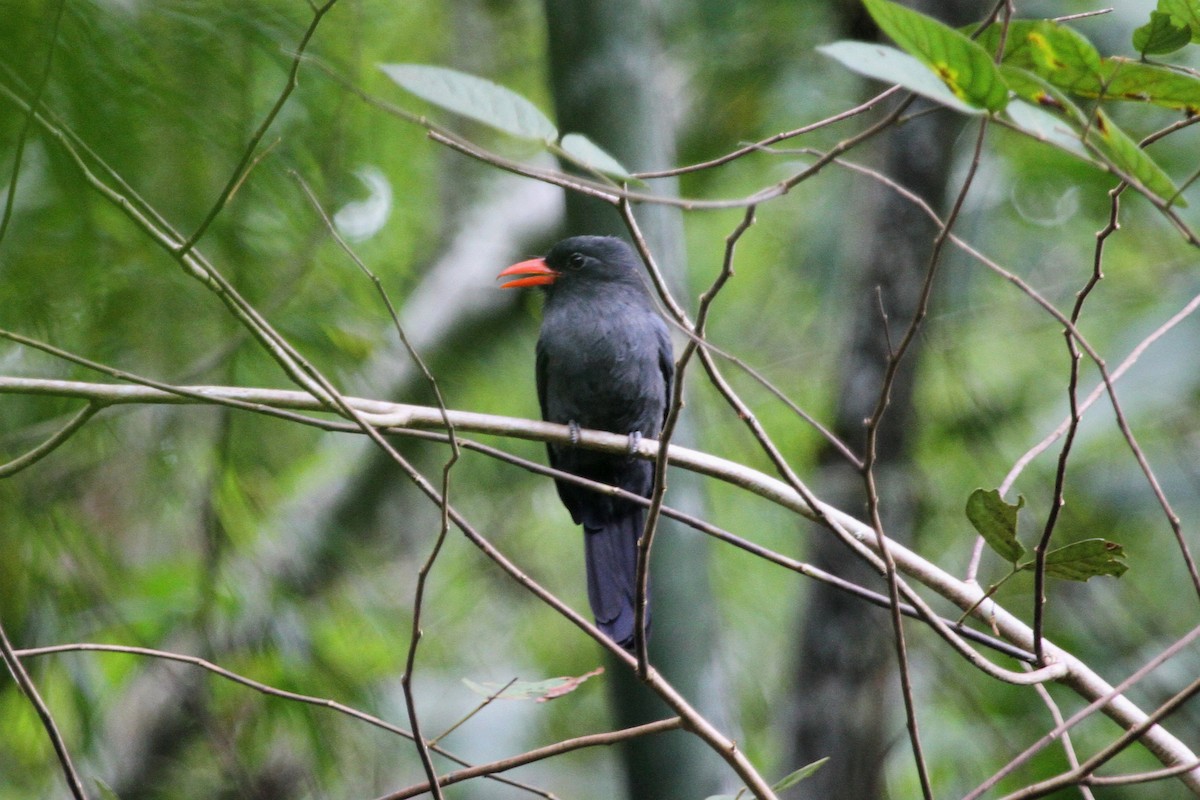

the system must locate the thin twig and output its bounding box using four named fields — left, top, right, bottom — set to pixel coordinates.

left=293, top=172, right=464, bottom=795
left=14, top=643, right=555, bottom=798
left=430, top=677, right=519, bottom=746
left=1051, top=8, right=1113, bottom=23
left=632, top=204, right=757, bottom=673
left=866, top=113, right=991, bottom=800
left=177, top=0, right=340, bottom=257
left=1031, top=187, right=1107, bottom=661
left=997, top=674, right=1200, bottom=800
left=0, top=618, right=86, bottom=800
left=377, top=718, right=683, bottom=800
left=4, top=374, right=1198, bottom=774
left=965, top=622, right=1200, bottom=799
left=631, top=86, right=901, bottom=179
left=1087, top=759, right=1200, bottom=786
left=0, top=0, right=65, bottom=247
left=0, top=402, right=99, bottom=477
left=1031, top=678, right=1095, bottom=800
